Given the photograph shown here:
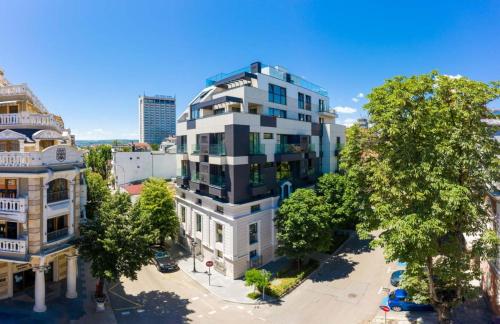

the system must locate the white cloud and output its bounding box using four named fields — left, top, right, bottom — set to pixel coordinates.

left=339, top=118, right=357, bottom=127
left=334, top=106, right=357, bottom=114
left=352, top=97, right=359, bottom=103
left=357, top=93, right=364, bottom=98
left=443, top=74, right=462, bottom=79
